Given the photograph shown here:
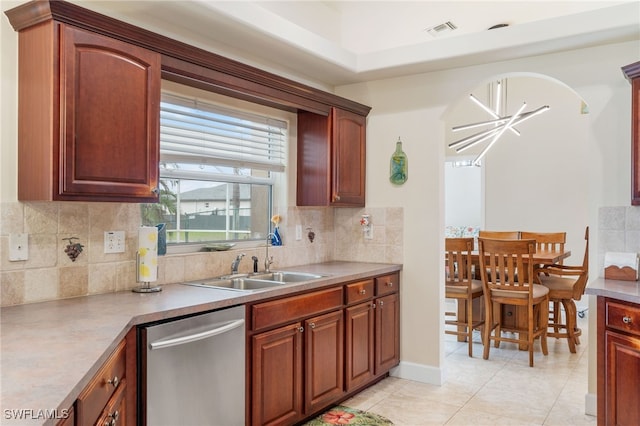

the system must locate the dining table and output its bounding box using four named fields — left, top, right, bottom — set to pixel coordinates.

left=452, top=248, right=572, bottom=348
